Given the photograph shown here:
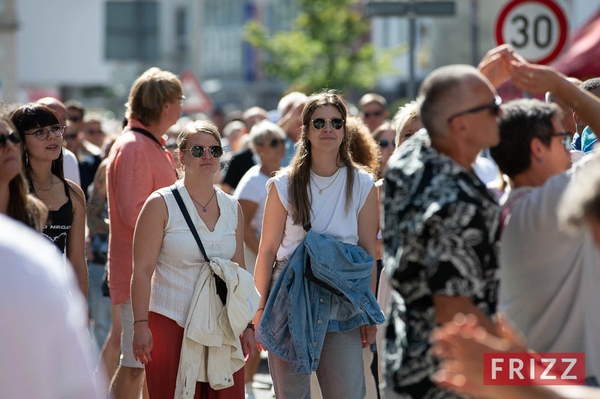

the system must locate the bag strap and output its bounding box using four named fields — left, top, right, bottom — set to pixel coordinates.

left=170, top=185, right=210, bottom=263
